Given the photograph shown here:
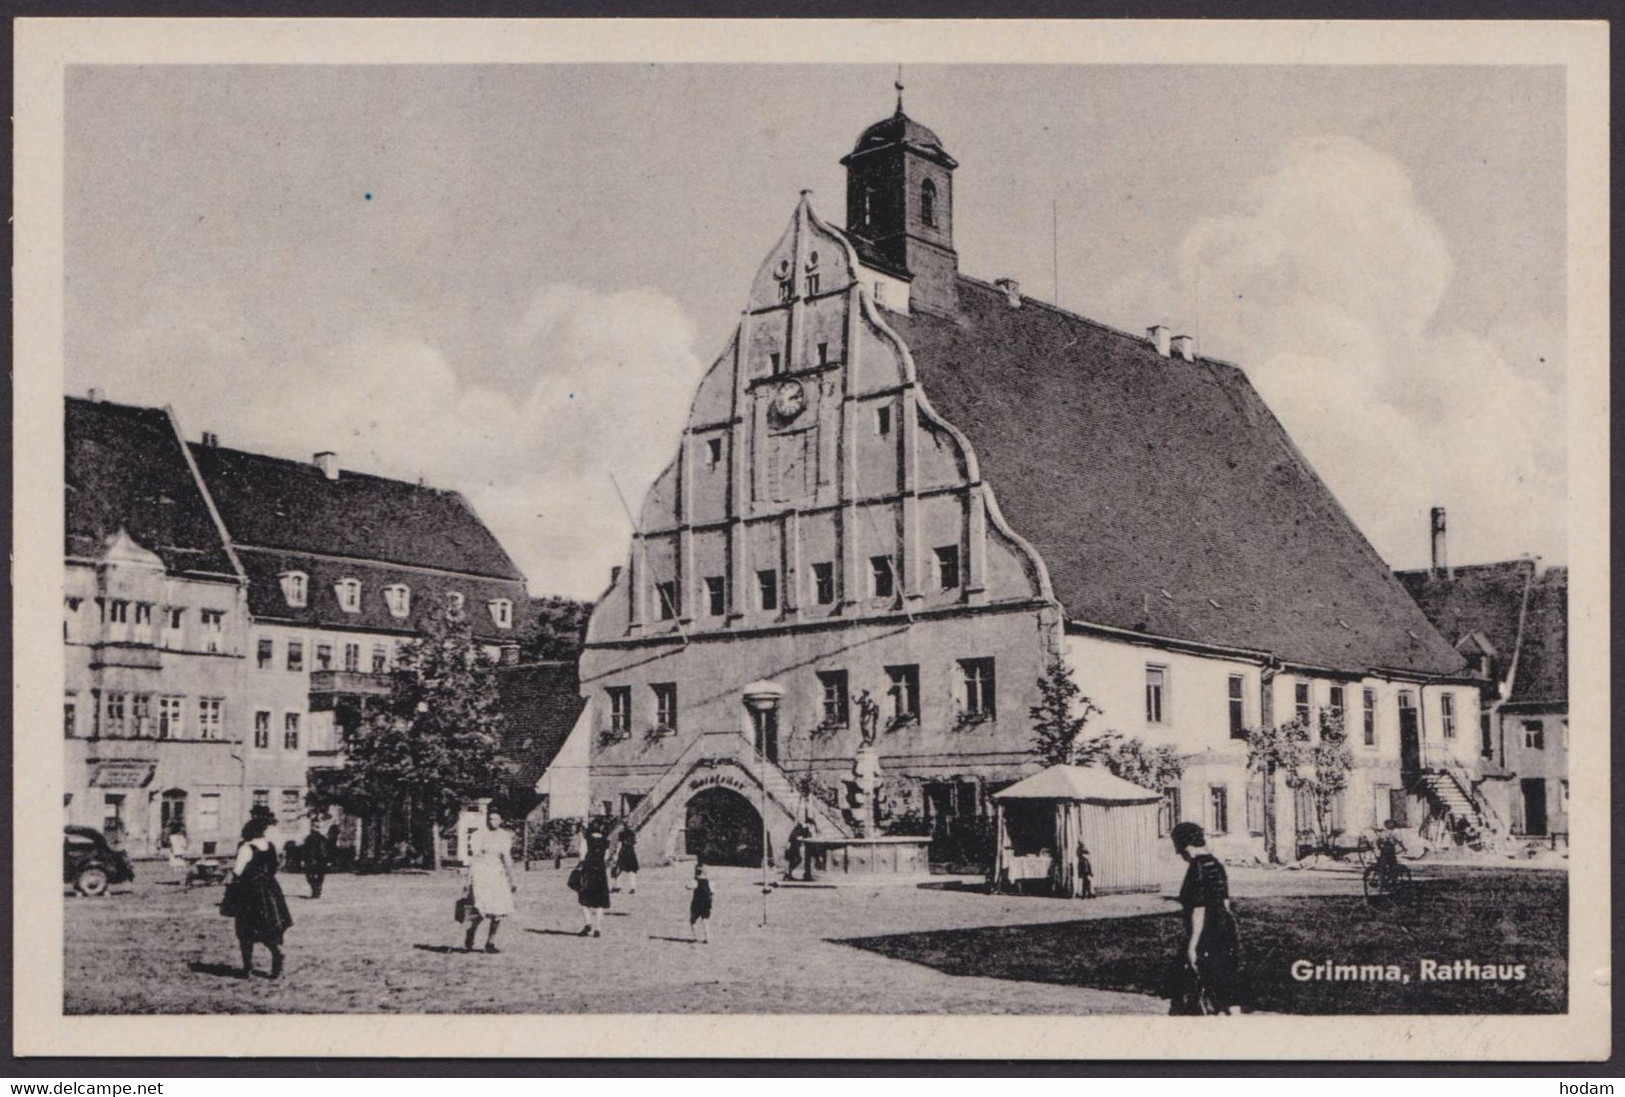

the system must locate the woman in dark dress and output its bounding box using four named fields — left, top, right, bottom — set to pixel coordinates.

left=222, top=817, right=293, bottom=979
left=576, top=821, right=612, bottom=937
left=1169, top=821, right=1240, bottom=1014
